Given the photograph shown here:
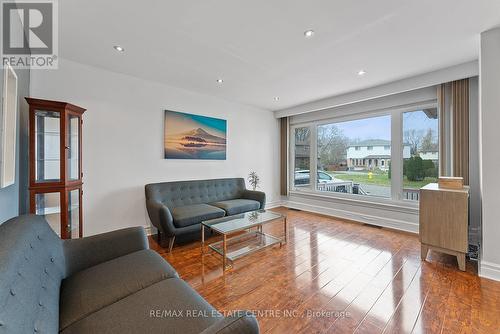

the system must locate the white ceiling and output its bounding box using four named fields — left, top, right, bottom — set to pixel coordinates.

left=59, top=0, right=500, bottom=111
